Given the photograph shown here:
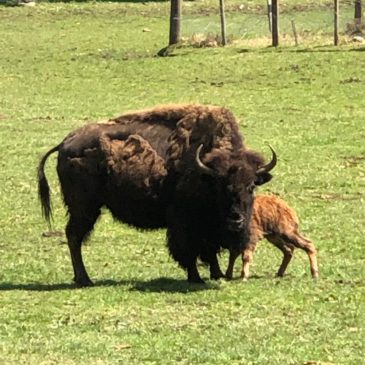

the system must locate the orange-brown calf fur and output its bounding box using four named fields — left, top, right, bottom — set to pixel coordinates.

left=226, top=195, right=318, bottom=280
